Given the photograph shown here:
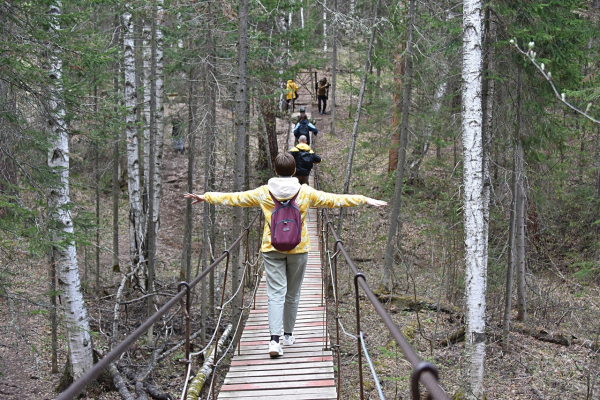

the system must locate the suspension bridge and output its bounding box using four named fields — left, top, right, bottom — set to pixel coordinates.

left=57, top=109, right=449, bottom=400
